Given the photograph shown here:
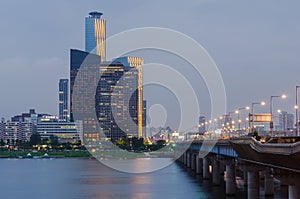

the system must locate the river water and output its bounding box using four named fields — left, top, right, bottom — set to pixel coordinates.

left=0, top=158, right=287, bottom=199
